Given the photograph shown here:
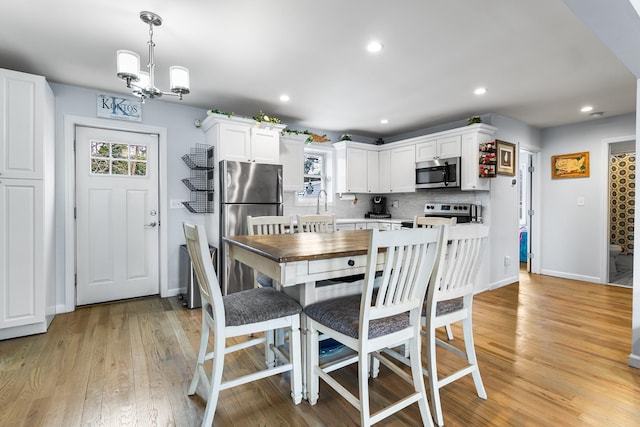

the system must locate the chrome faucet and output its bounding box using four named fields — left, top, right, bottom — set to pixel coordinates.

left=316, top=189, right=328, bottom=214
